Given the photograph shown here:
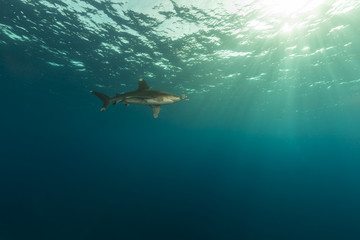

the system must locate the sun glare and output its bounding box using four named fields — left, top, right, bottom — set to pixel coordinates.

left=240, top=0, right=327, bottom=33
left=261, top=0, right=324, bottom=17
left=263, top=0, right=307, bottom=15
